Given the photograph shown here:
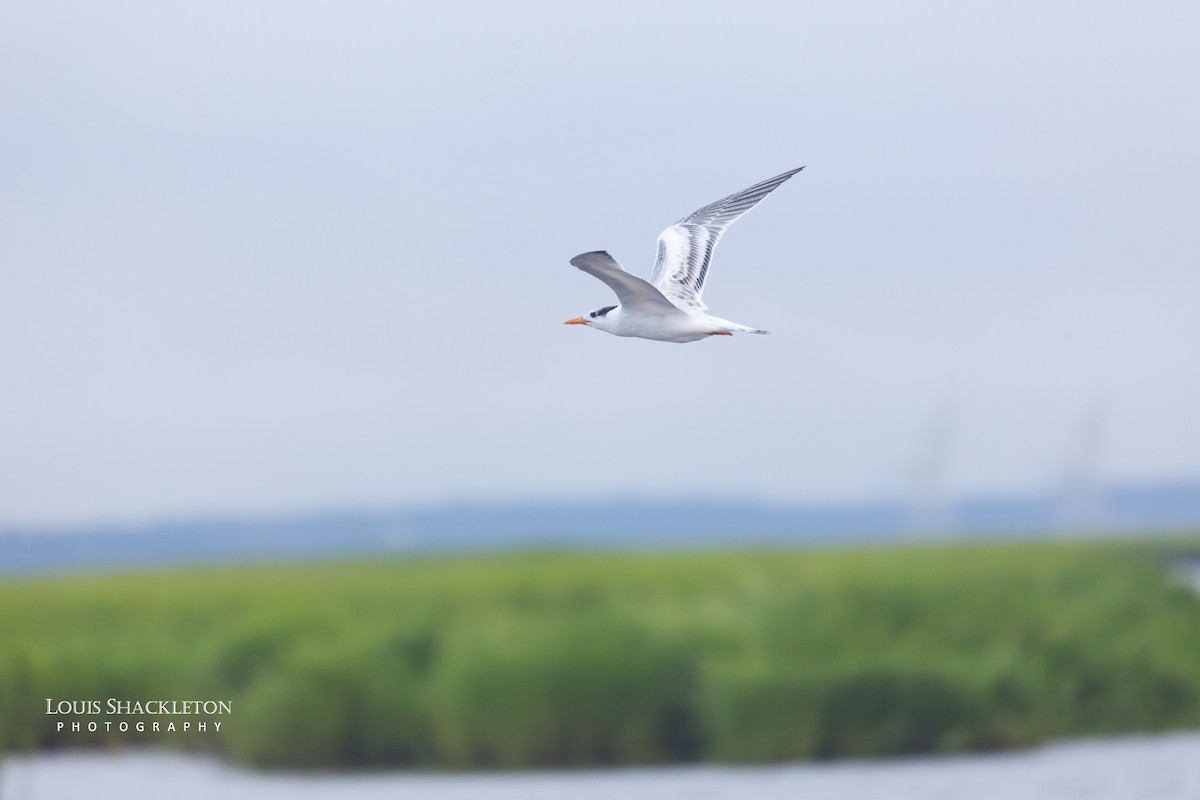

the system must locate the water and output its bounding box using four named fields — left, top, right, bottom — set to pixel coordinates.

left=3, top=731, right=1199, bottom=800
